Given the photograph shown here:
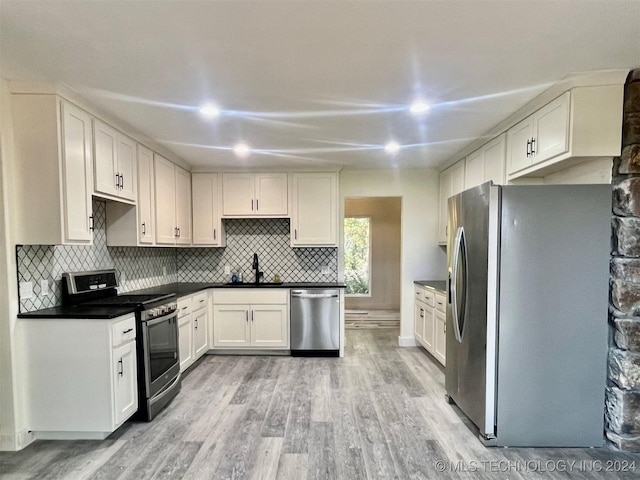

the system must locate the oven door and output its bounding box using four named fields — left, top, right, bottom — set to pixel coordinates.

left=141, top=312, right=180, bottom=398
